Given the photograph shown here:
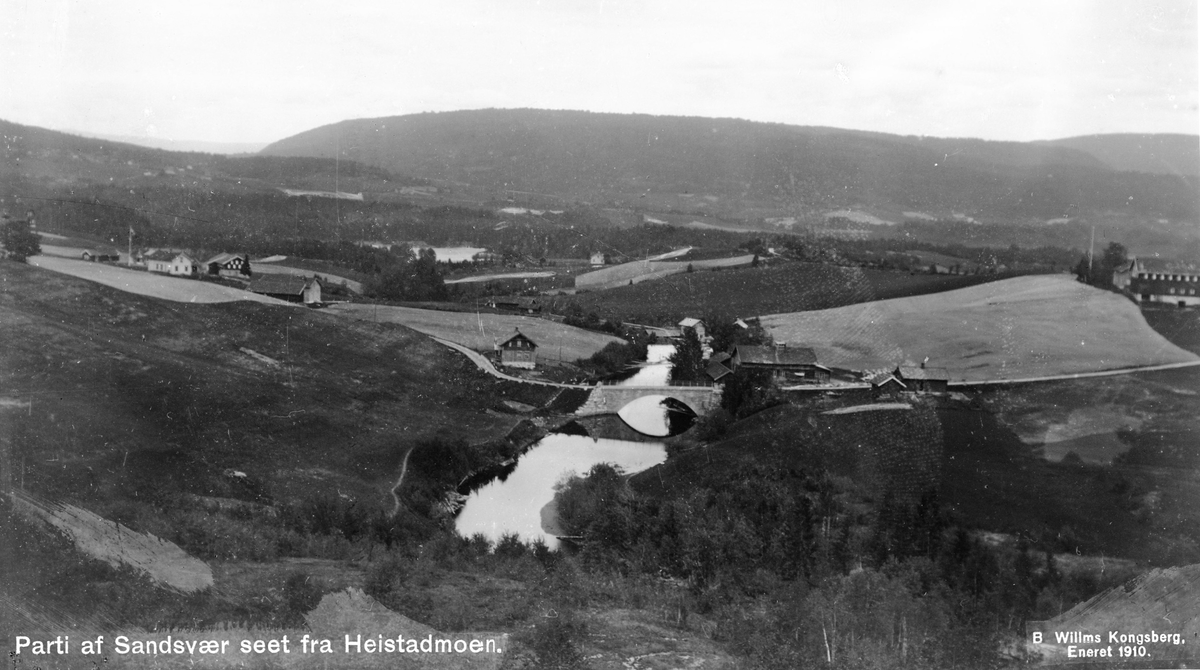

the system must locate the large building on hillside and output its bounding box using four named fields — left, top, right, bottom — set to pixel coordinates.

left=729, top=343, right=831, bottom=385
left=1114, top=258, right=1200, bottom=307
